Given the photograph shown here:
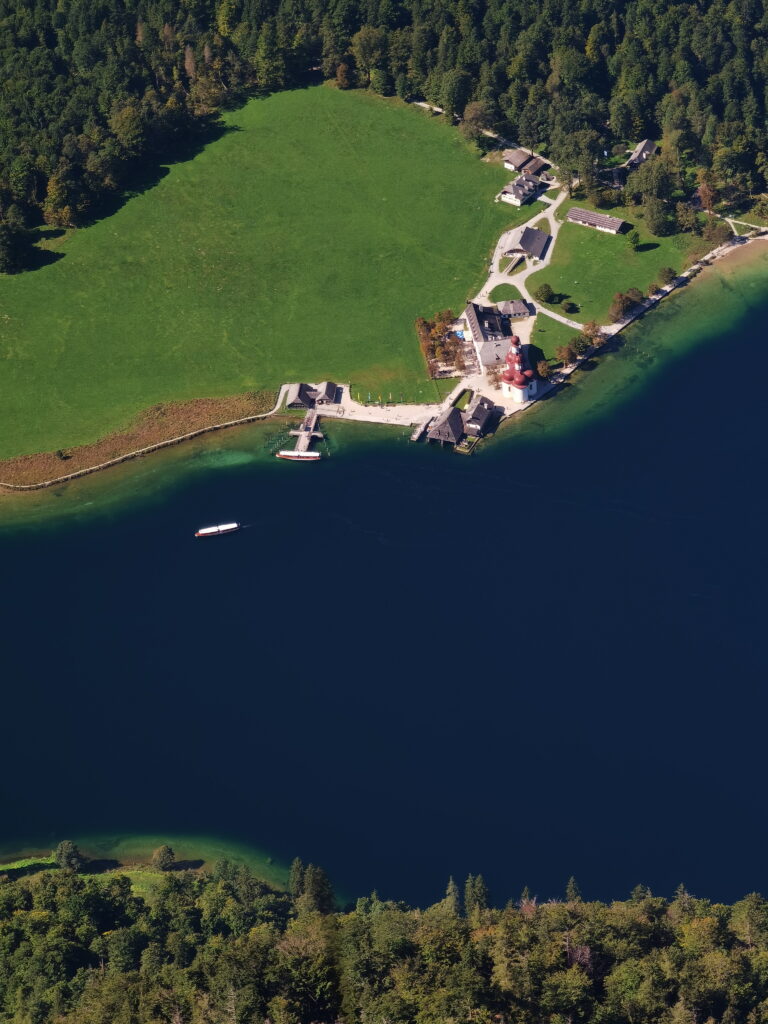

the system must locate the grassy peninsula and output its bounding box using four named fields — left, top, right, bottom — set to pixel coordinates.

left=0, top=87, right=519, bottom=461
